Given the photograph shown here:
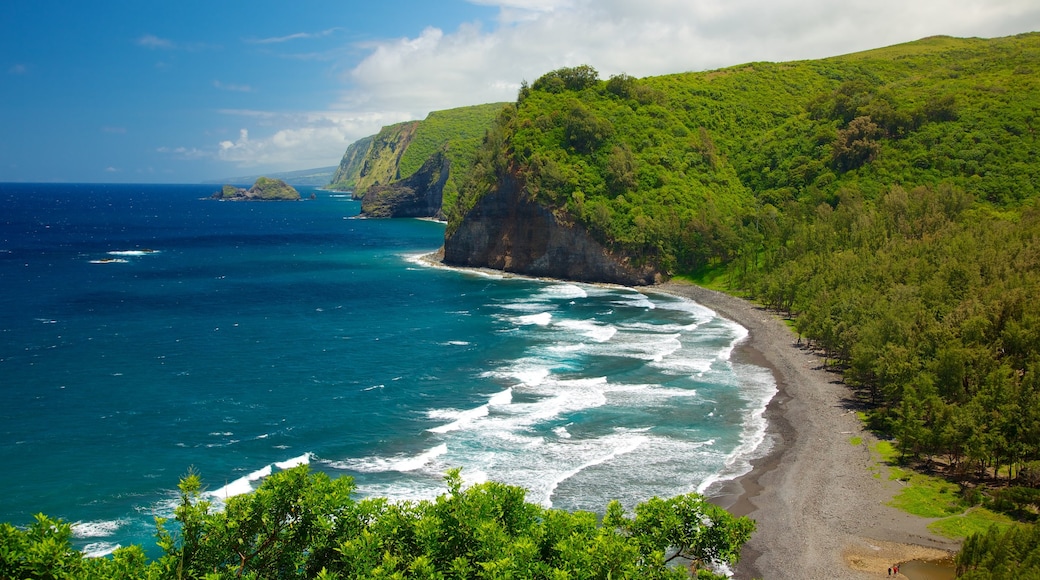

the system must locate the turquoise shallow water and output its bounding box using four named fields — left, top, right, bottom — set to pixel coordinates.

left=0, top=183, right=775, bottom=556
